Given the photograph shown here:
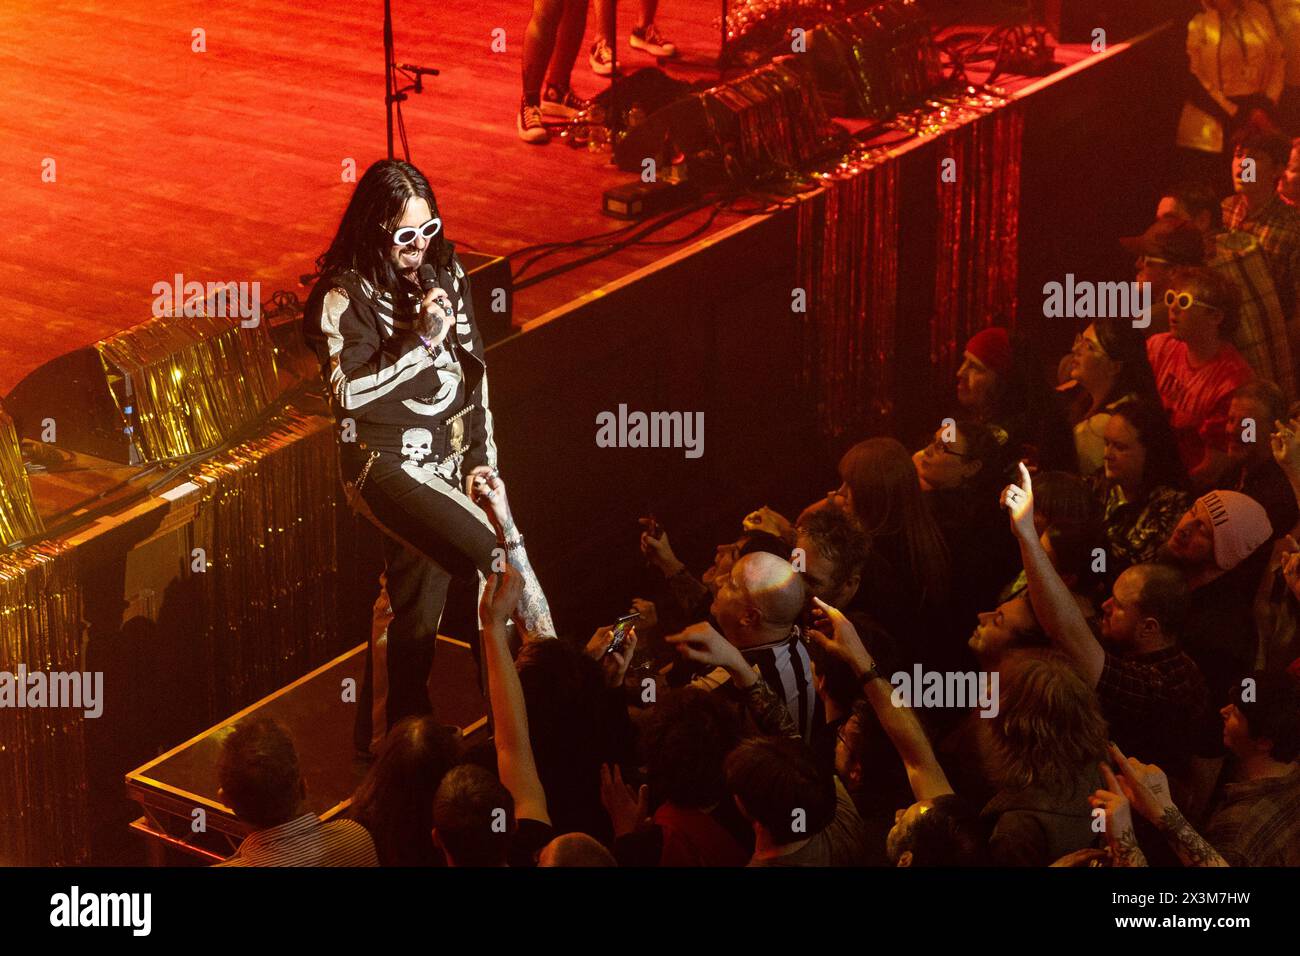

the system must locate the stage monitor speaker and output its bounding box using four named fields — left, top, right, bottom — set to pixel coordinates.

left=3, top=313, right=280, bottom=466
left=459, top=250, right=514, bottom=346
